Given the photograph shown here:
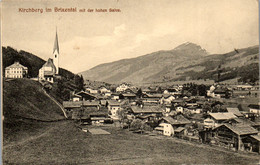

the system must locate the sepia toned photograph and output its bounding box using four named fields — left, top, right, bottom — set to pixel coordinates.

left=1, top=0, right=260, bottom=164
